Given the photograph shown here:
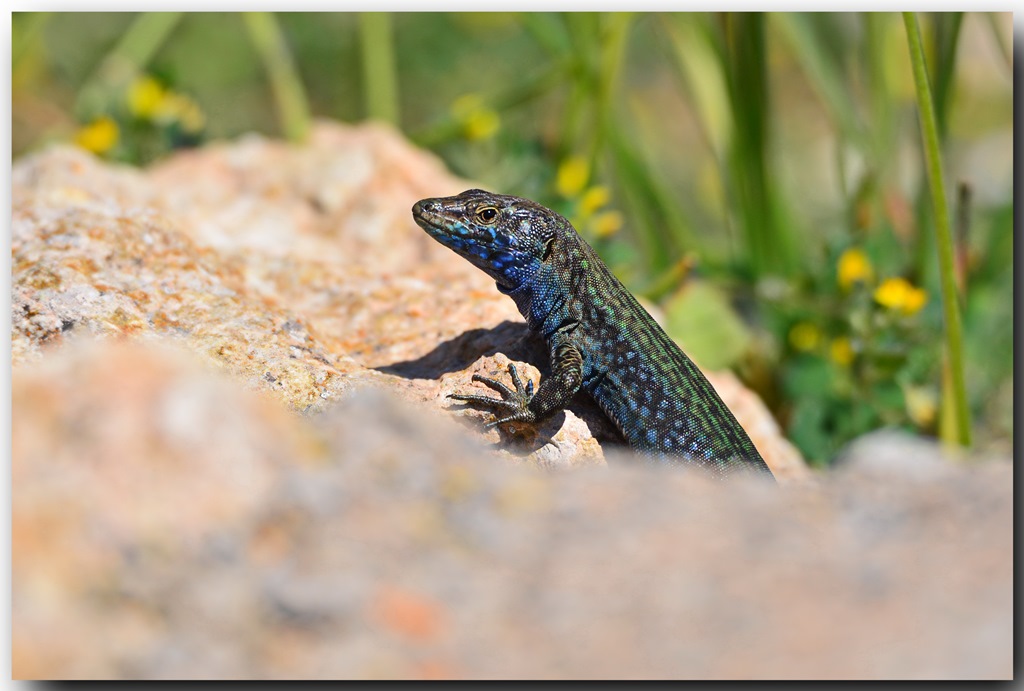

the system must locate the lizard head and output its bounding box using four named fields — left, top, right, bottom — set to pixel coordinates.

left=413, top=189, right=565, bottom=292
